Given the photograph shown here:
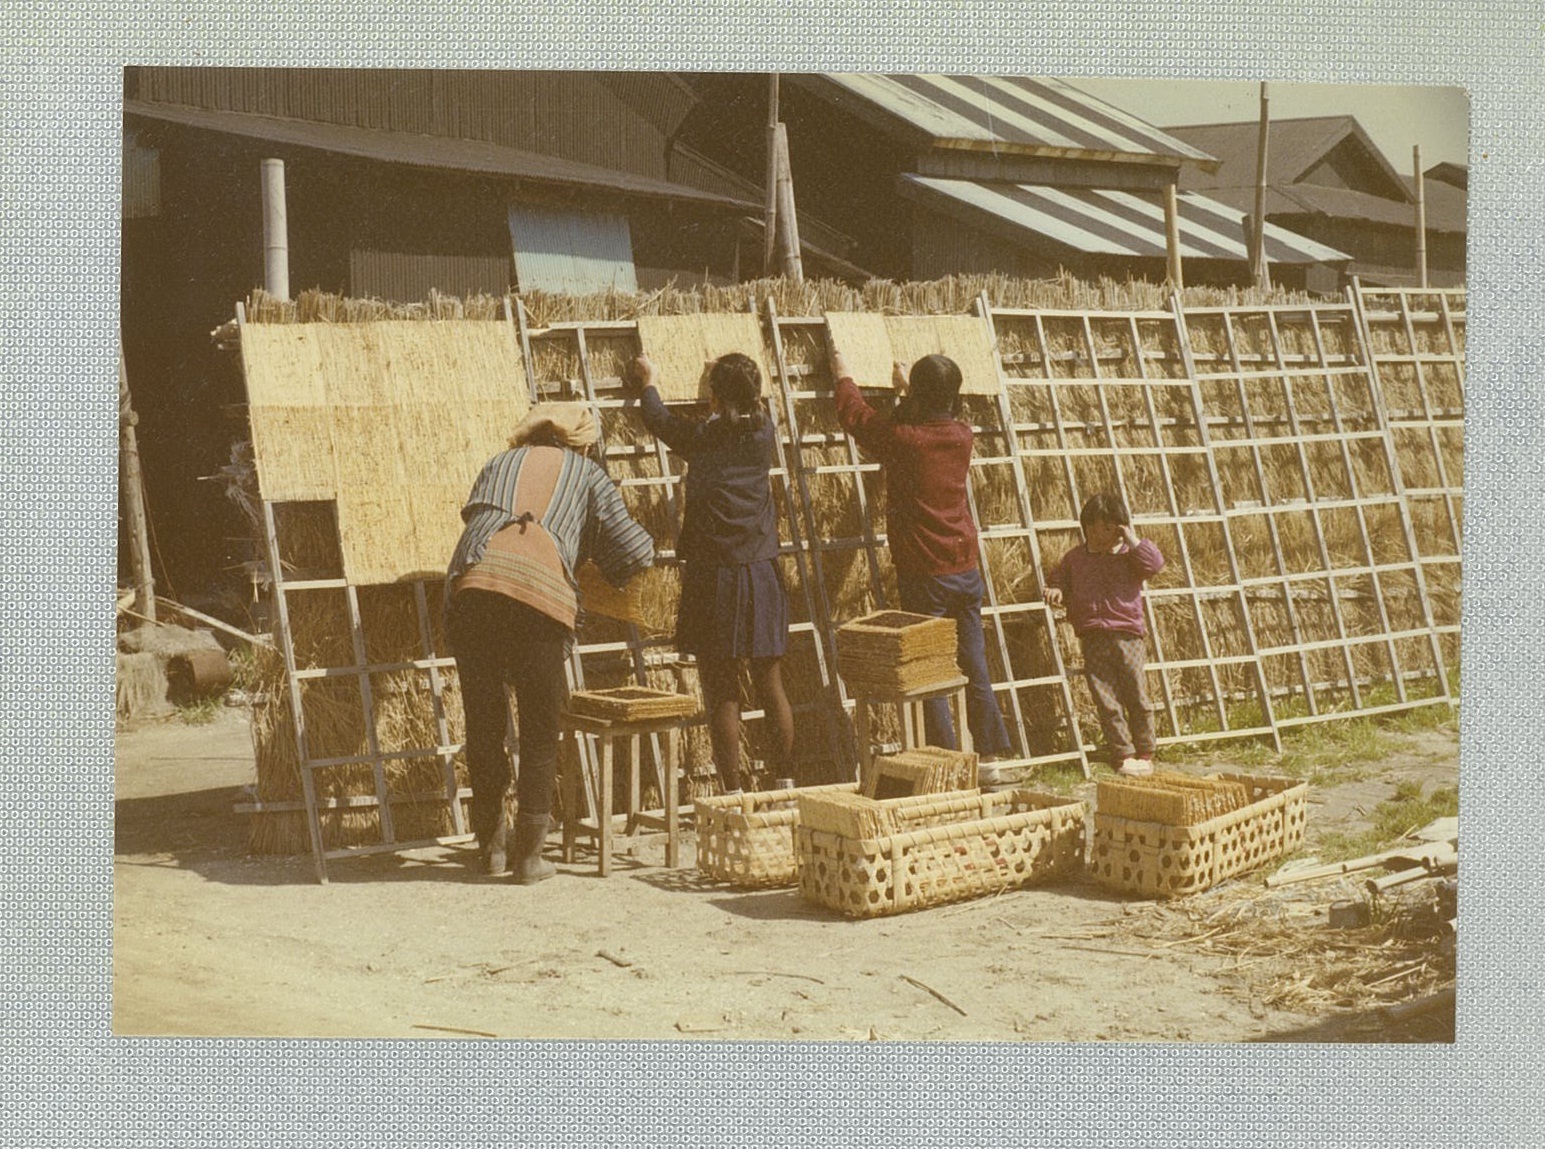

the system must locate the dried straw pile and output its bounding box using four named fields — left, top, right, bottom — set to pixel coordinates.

left=1116, top=879, right=1455, bottom=1018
